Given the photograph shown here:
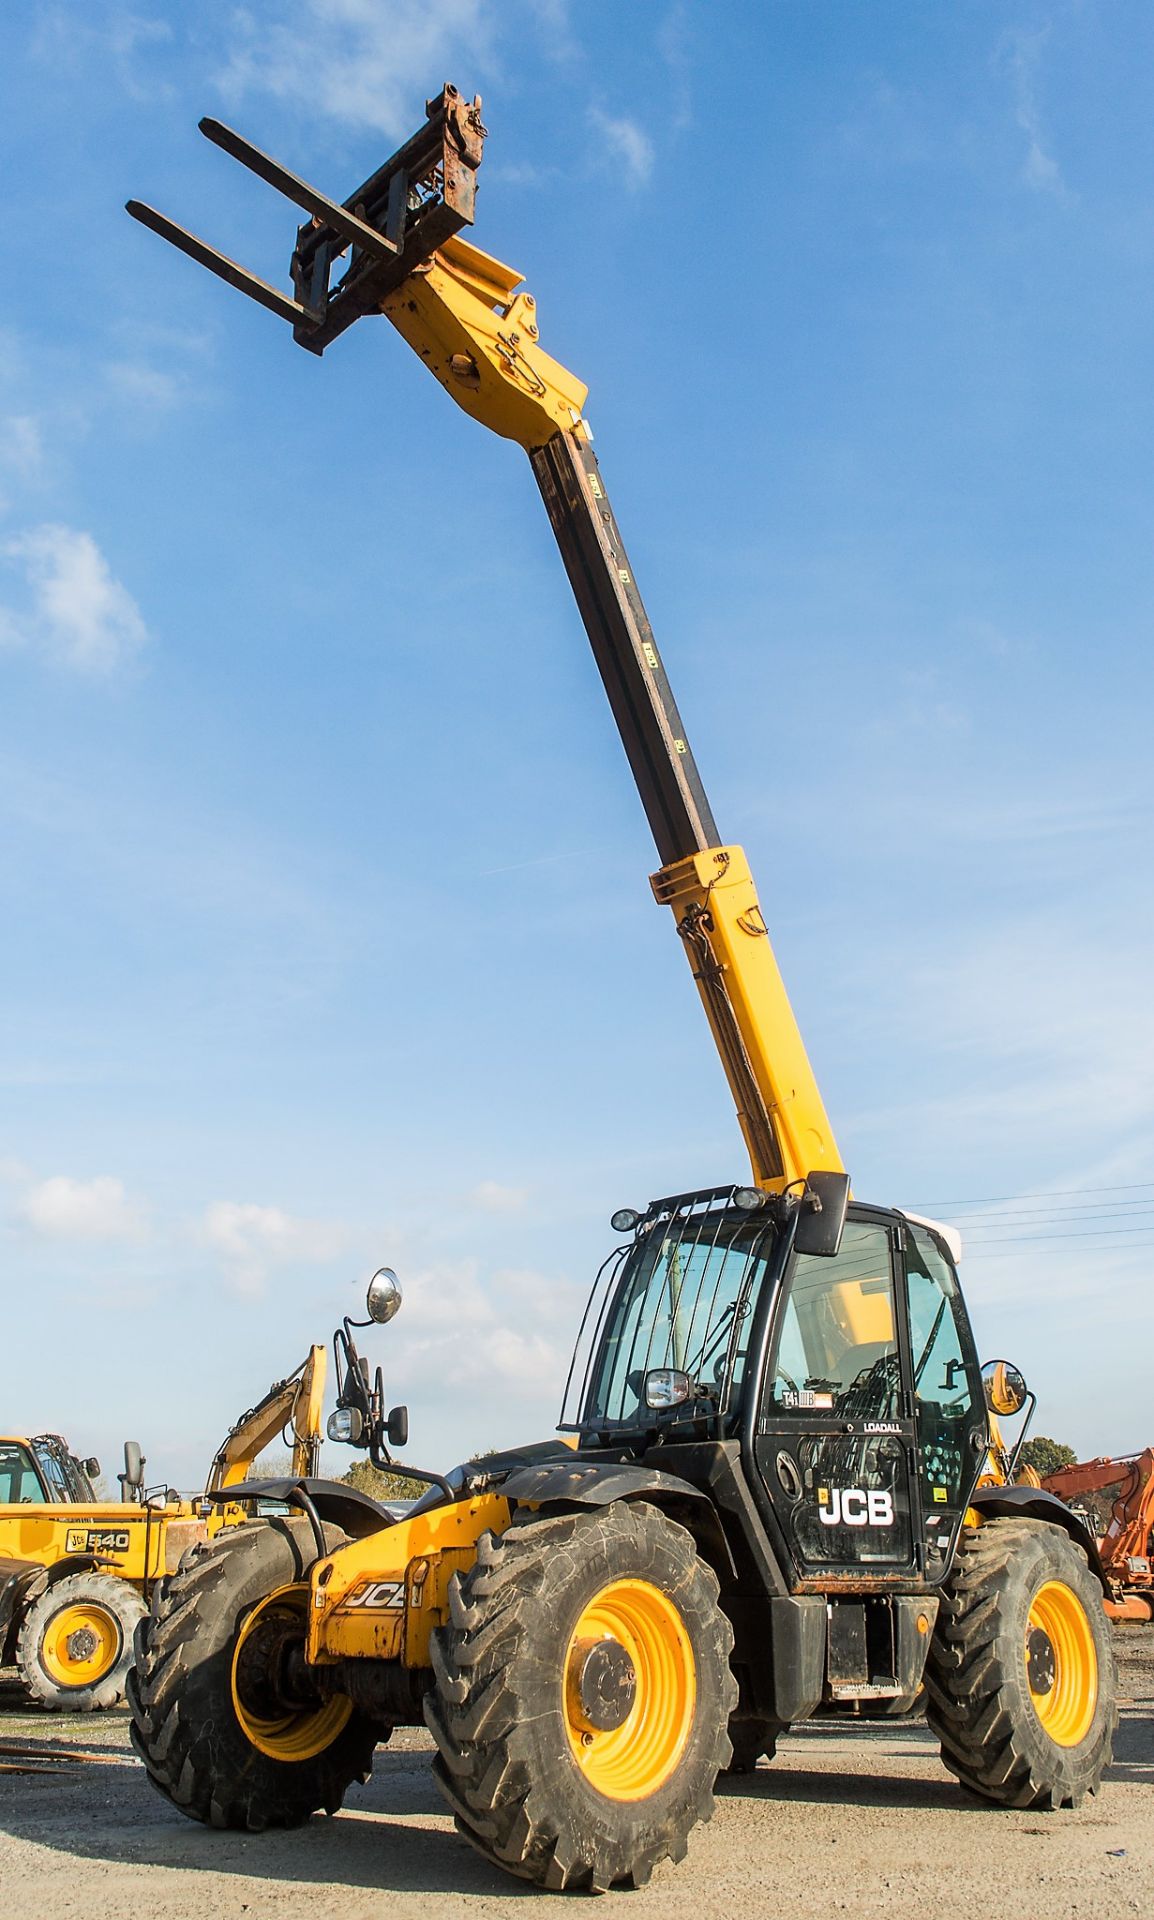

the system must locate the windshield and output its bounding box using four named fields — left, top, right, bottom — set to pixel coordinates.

left=582, top=1207, right=778, bottom=1431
